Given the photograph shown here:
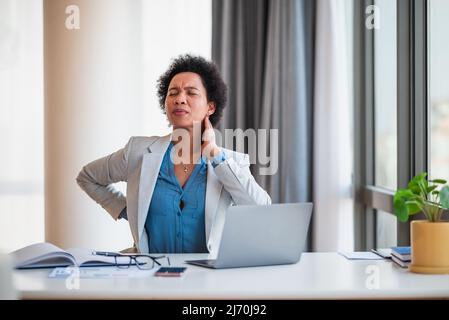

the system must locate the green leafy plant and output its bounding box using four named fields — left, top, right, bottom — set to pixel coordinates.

left=393, top=172, right=449, bottom=222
